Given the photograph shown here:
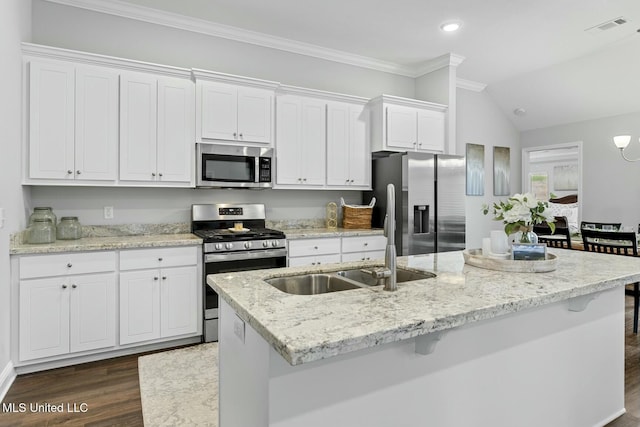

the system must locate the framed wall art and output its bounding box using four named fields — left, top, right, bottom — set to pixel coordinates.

left=553, top=164, right=578, bottom=191
left=493, top=146, right=510, bottom=196
left=529, top=172, right=549, bottom=201
left=465, top=143, right=485, bottom=196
